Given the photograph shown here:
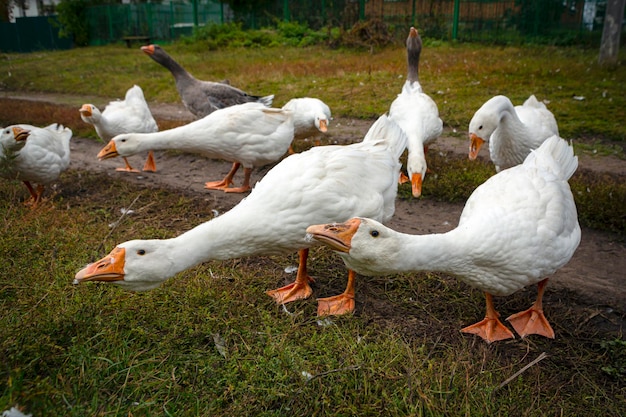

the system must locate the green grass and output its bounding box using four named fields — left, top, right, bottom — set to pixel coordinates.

left=1, top=171, right=624, bottom=416
left=0, top=41, right=625, bottom=415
